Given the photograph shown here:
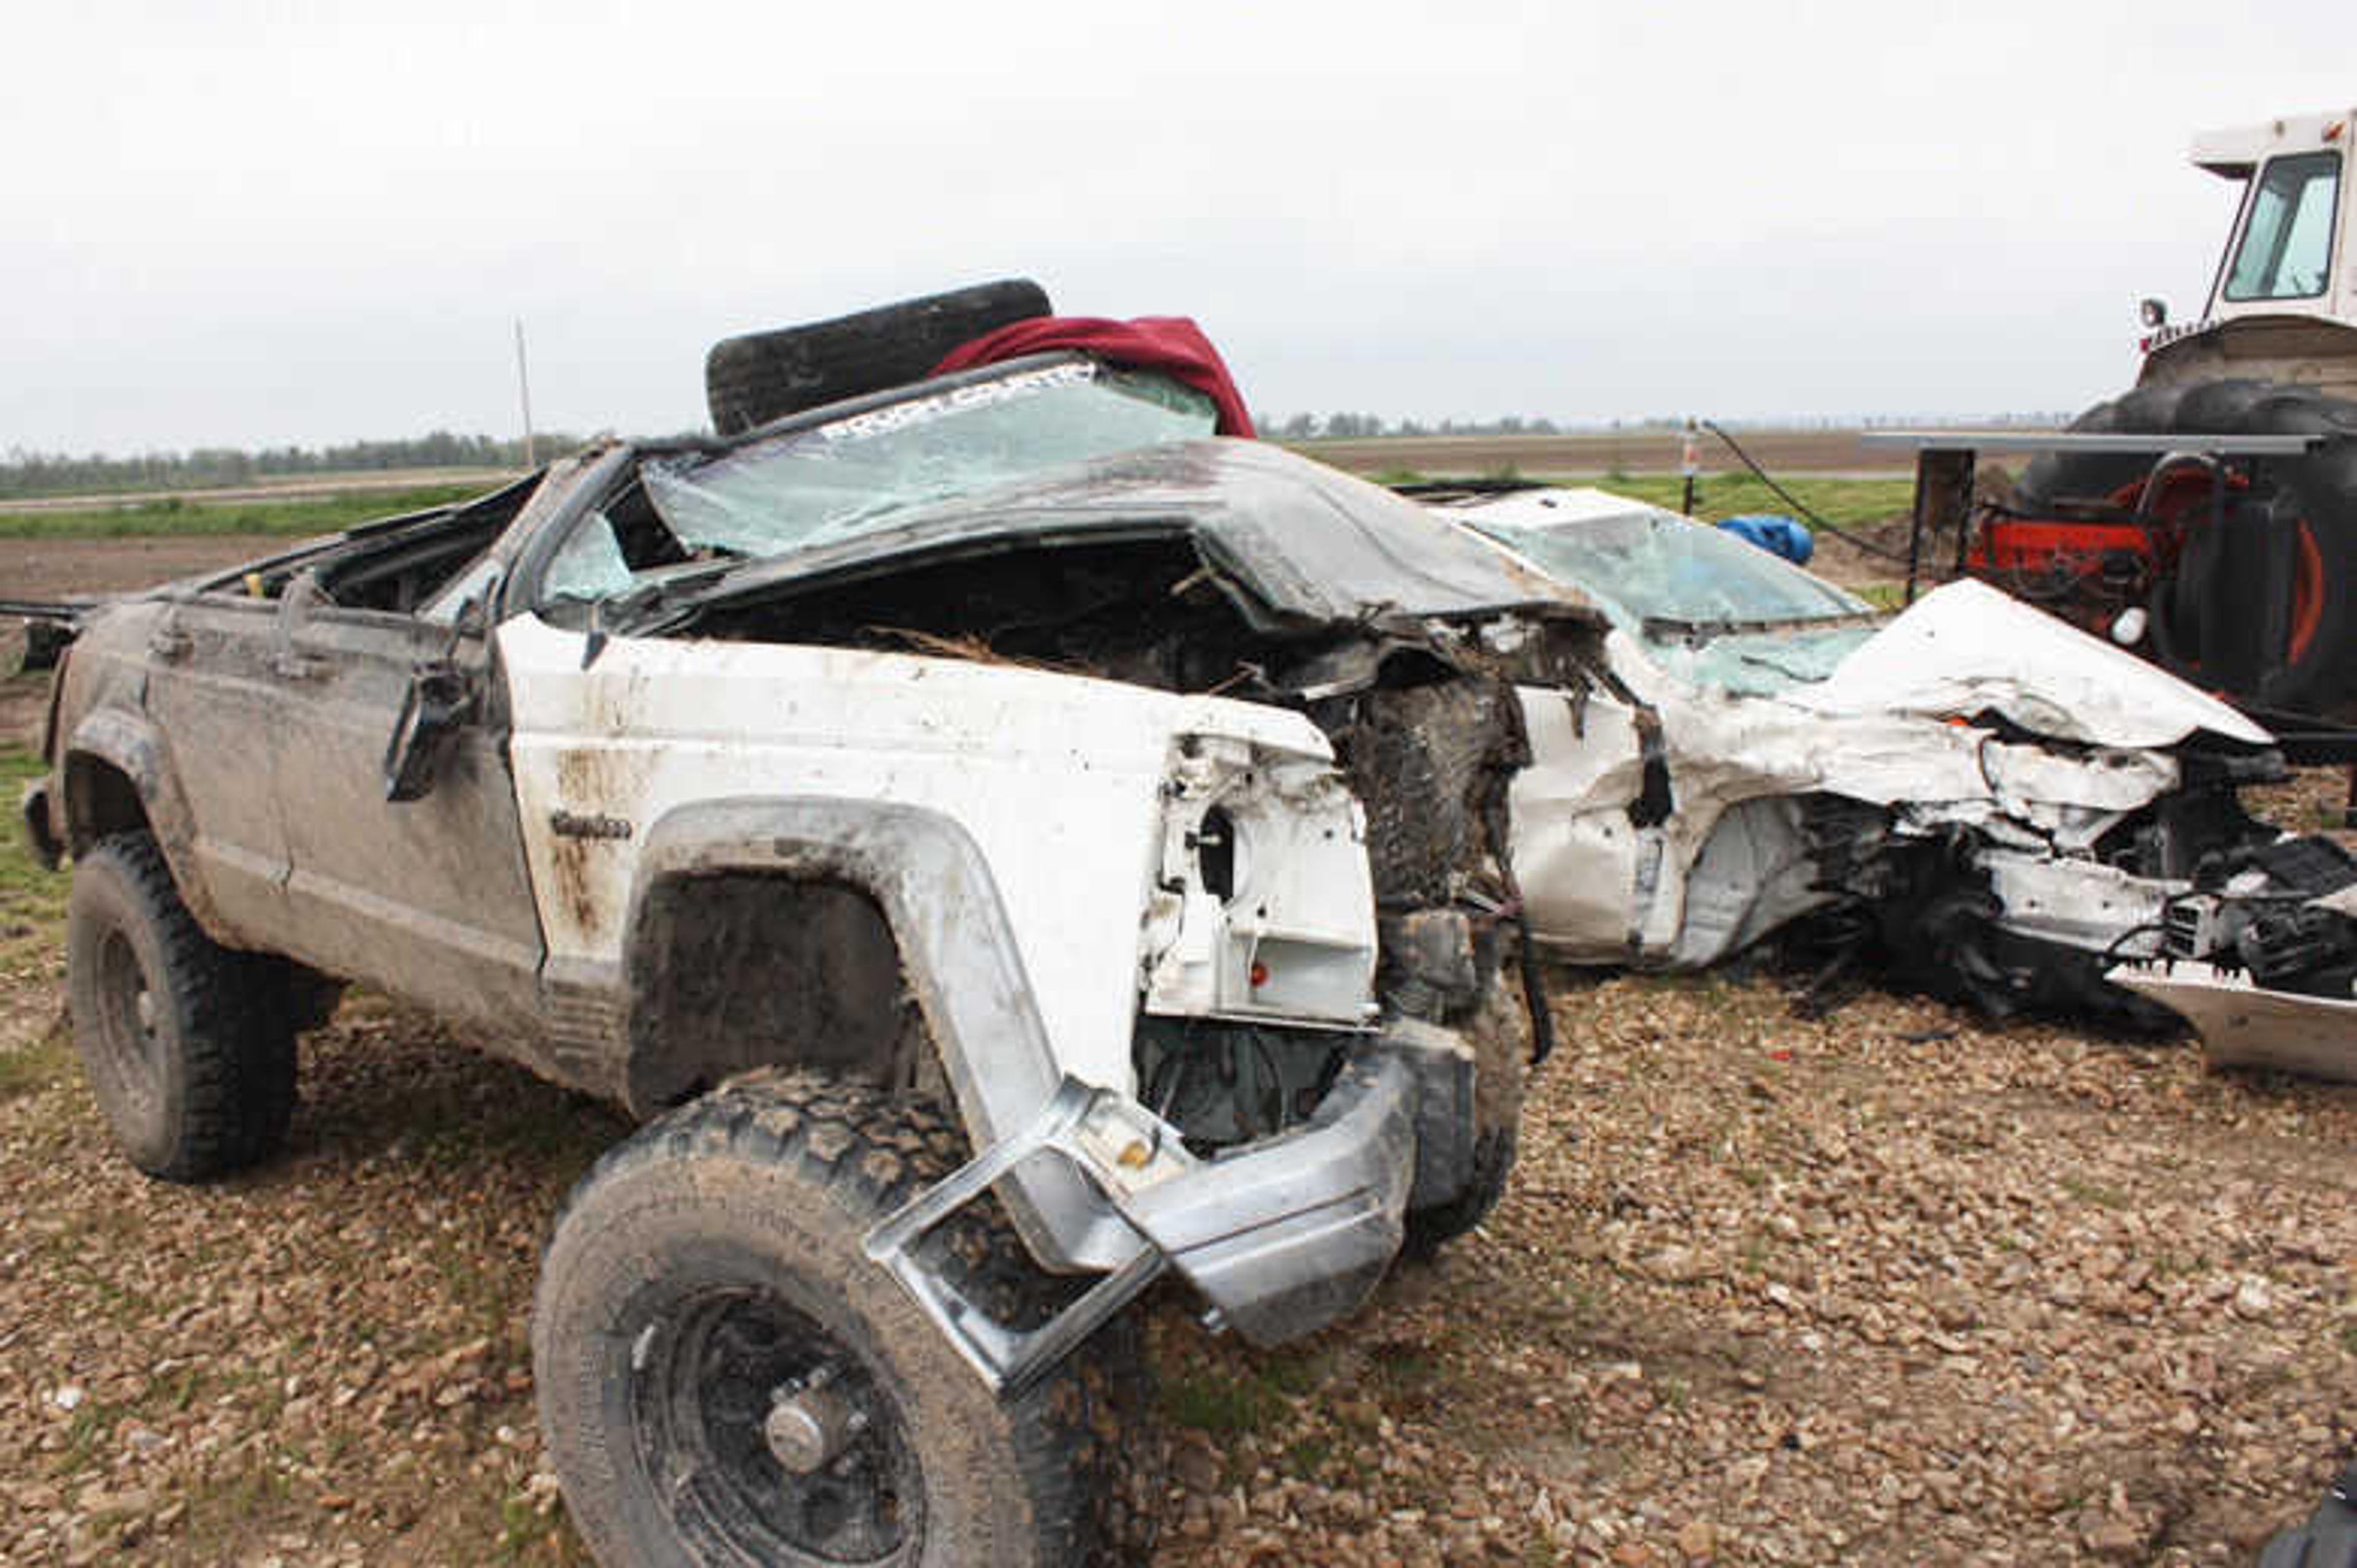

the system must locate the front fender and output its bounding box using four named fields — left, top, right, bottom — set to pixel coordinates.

left=621, top=795, right=1136, bottom=1273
